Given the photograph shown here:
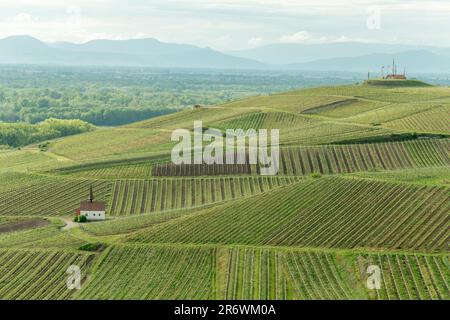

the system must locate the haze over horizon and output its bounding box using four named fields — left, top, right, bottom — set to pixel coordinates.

left=1, top=0, right=450, bottom=51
